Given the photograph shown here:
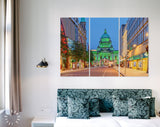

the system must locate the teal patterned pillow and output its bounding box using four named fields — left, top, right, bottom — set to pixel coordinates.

left=99, top=98, right=113, bottom=112
left=57, top=97, right=68, bottom=117
left=142, top=97, right=156, bottom=117
left=112, top=97, right=128, bottom=116
left=89, top=98, right=100, bottom=117
left=68, top=97, right=90, bottom=119
left=149, top=97, right=155, bottom=117
left=128, top=98, right=150, bottom=119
